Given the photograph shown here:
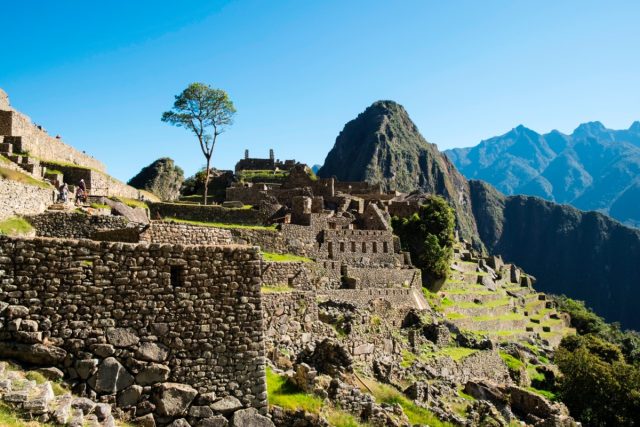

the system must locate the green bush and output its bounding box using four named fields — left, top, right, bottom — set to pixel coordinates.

left=392, top=196, right=455, bottom=290
left=556, top=334, right=640, bottom=426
